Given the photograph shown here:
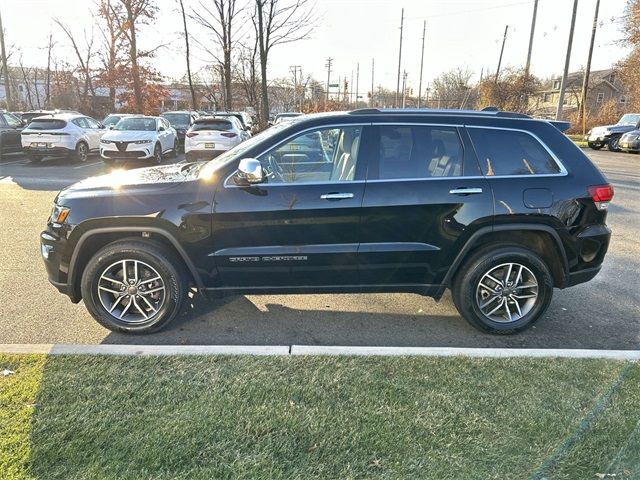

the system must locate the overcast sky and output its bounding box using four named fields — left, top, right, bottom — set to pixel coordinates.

left=2, top=0, right=631, bottom=94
